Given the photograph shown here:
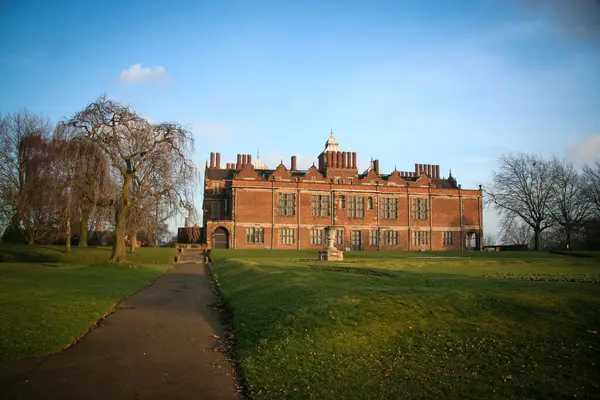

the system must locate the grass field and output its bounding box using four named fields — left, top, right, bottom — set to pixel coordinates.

left=209, top=250, right=600, bottom=400
left=0, top=244, right=176, bottom=361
